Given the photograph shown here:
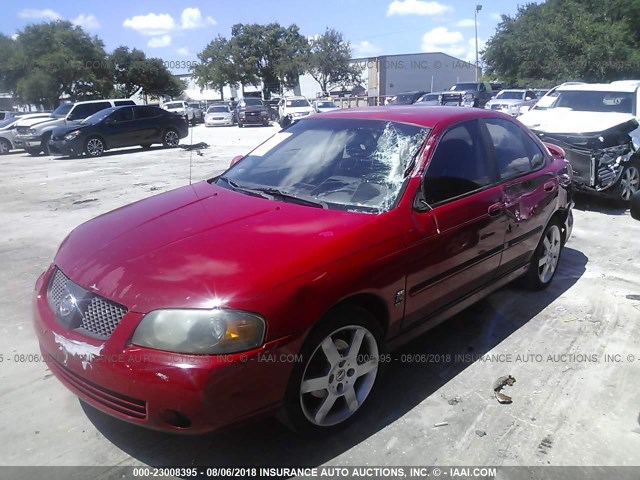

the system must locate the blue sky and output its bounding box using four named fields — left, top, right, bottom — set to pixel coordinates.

left=1, top=1, right=527, bottom=69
